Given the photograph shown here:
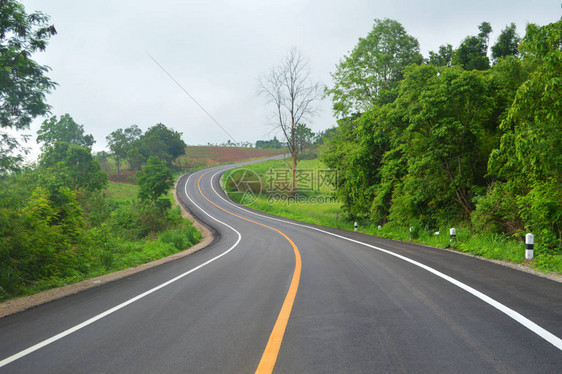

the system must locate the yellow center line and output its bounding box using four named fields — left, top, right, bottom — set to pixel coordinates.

left=196, top=171, right=301, bottom=374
